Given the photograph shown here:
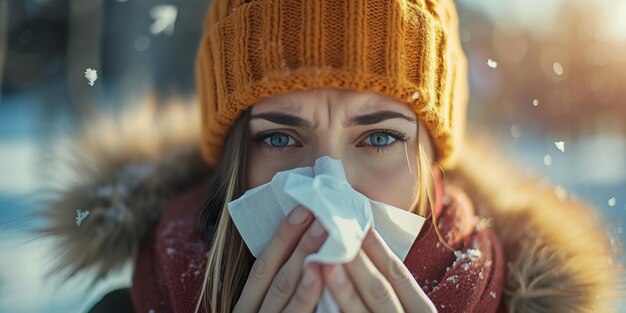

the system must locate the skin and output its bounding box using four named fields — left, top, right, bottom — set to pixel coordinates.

left=233, top=88, right=437, bottom=313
